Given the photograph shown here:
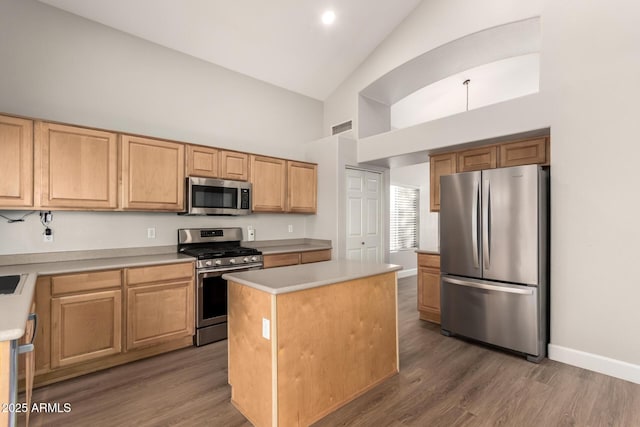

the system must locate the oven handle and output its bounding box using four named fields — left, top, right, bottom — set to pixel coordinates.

left=198, top=264, right=263, bottom=279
